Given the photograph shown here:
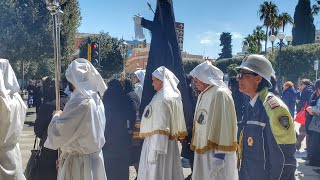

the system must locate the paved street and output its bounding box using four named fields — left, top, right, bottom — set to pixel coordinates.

left=19, top=107, right=320, bottom=179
